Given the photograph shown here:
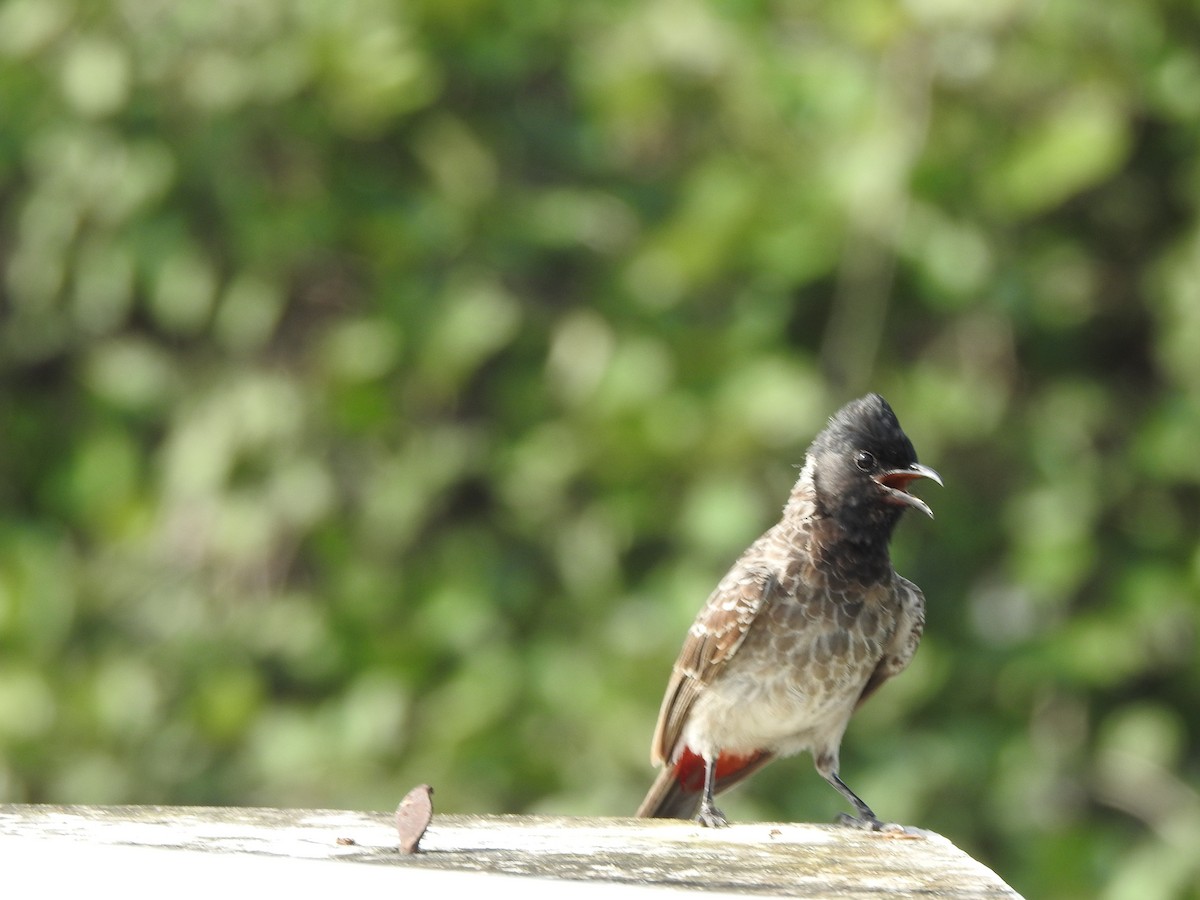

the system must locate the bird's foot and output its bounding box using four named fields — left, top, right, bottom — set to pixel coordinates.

left=836, top=814, right=925, bottom=837
left=696, top=802, right=730, bottom=828
left=835, top=812, right=885, bottom=831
